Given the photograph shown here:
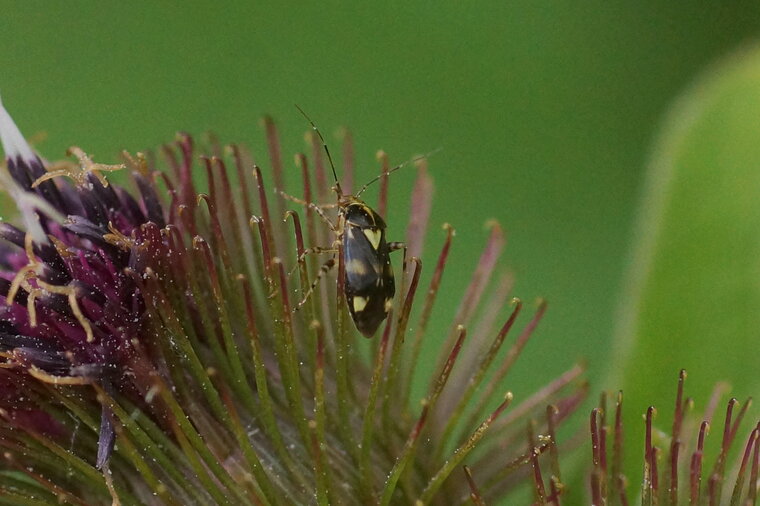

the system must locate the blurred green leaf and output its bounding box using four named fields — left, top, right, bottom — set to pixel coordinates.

left=610, top=43, right=760, bottom=479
